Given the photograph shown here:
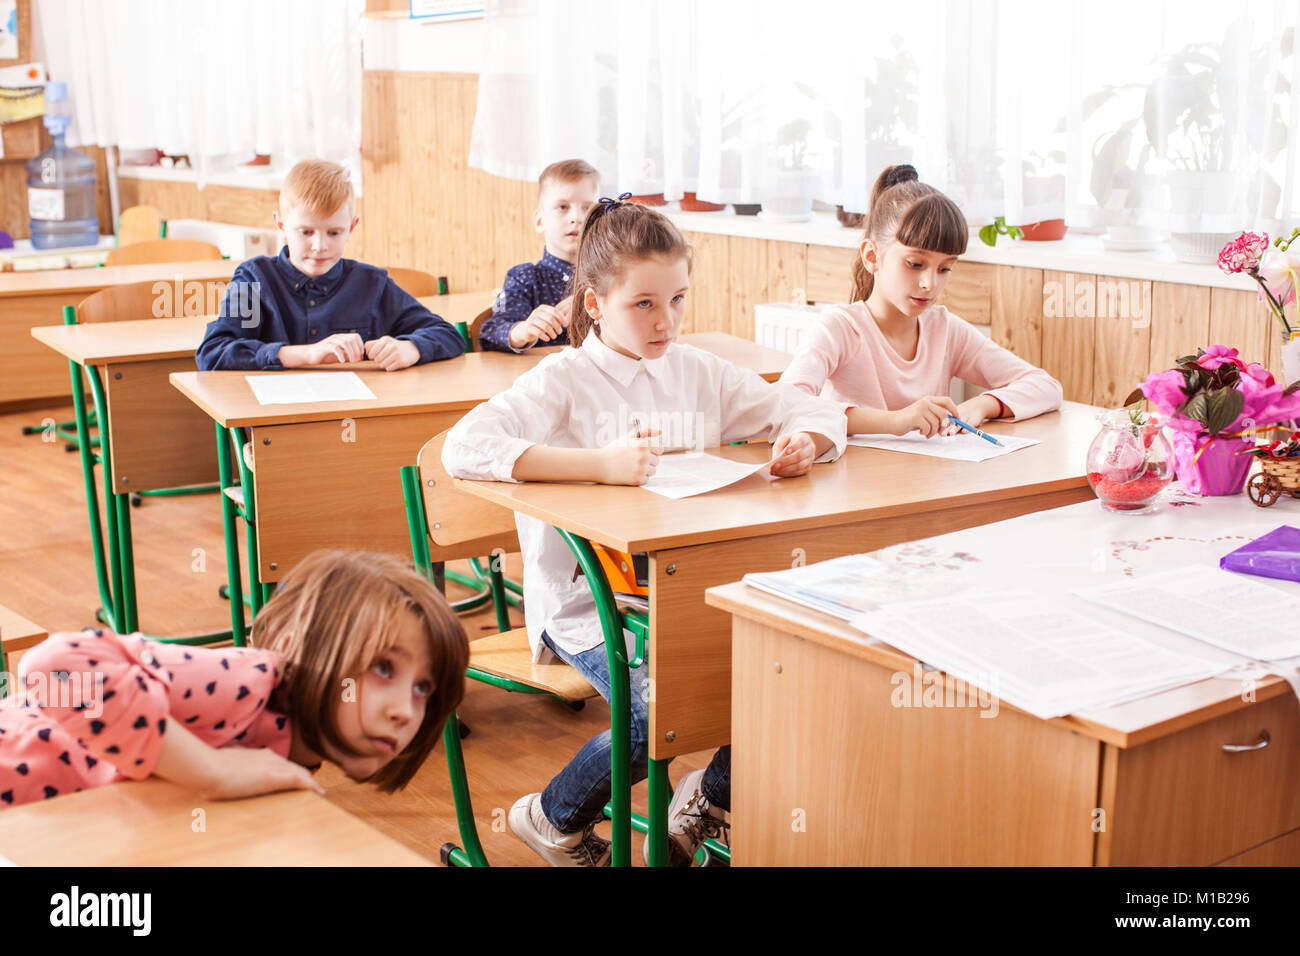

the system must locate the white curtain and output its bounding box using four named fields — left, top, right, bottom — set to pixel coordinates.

left=470, top=0, right=1300, bottom=232
left=37, top=0, right=364, bottom=182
